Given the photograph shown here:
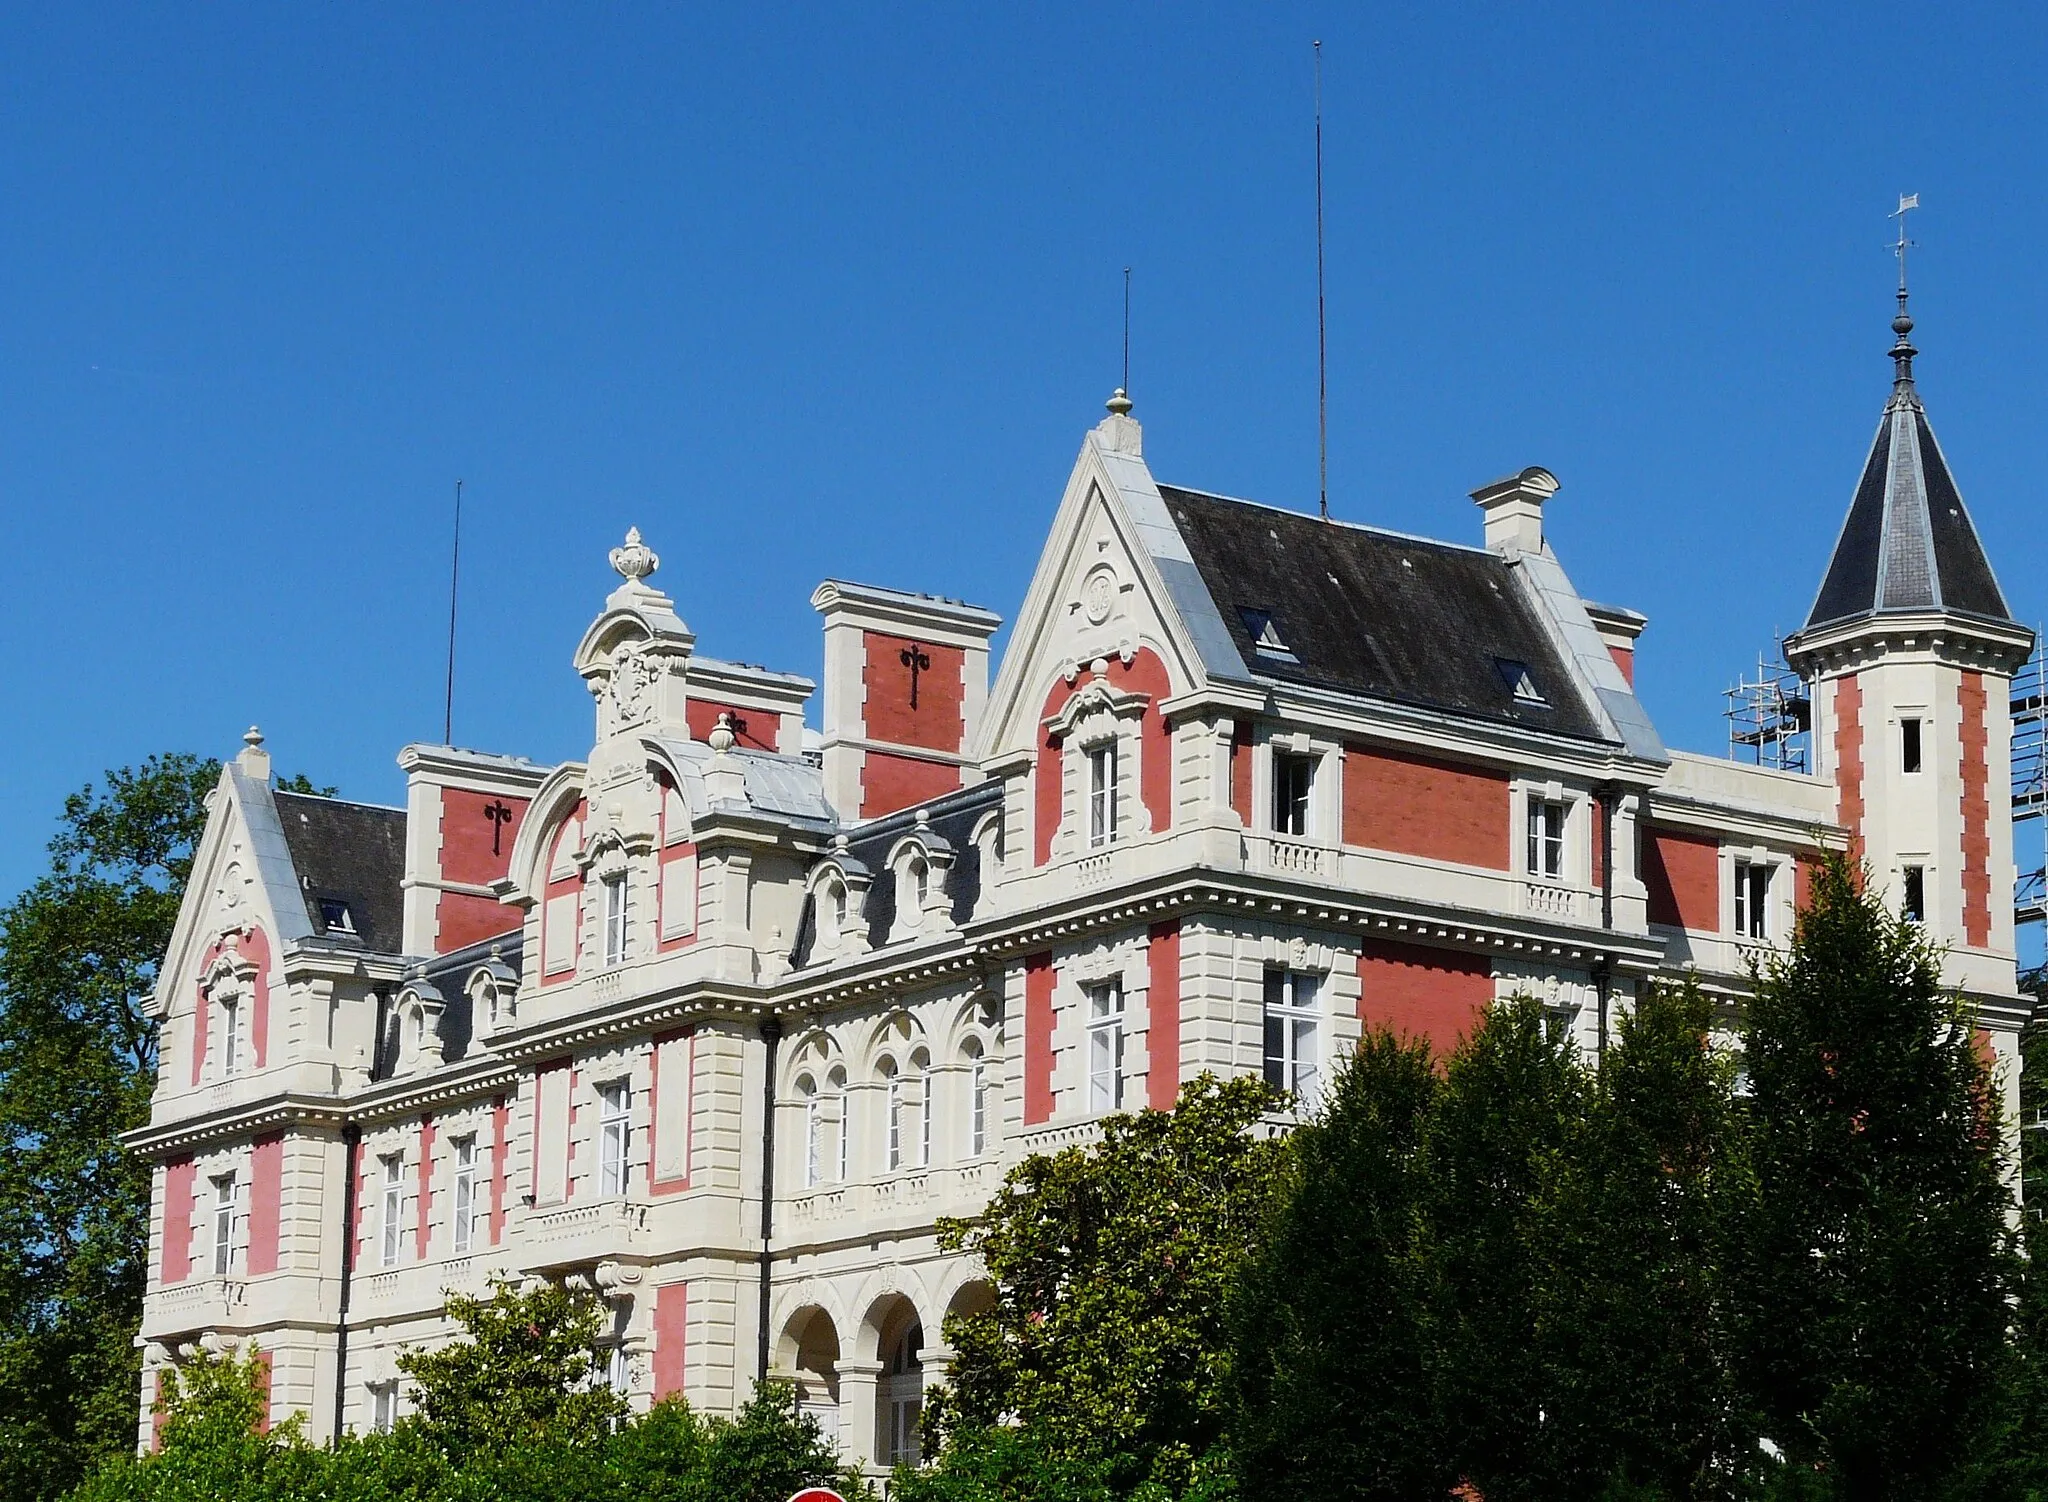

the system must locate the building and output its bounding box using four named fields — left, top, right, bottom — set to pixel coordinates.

left=129, top=294, right=2033, bottom=1471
